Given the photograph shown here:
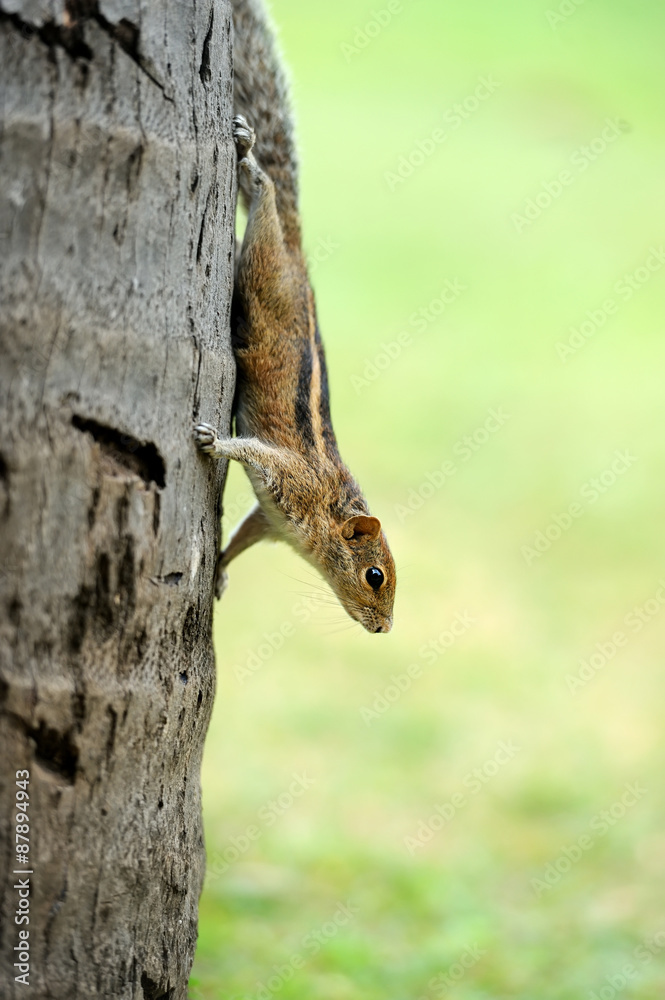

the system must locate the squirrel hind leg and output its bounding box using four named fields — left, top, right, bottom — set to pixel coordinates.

left=233, top=113, right=270, bottom=206
left=214, top=503, right=271, bottom=599
left=233, top=114, right=256, bottom=160
left=232, top=113, right=301, bottom=252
